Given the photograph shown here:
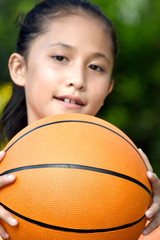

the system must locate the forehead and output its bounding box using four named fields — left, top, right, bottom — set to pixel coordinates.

left=49, top=14, right=107, bottom=36
left=44, top=8, right=109, bottom=32
left=26, top=13, right=114, bottom=66
left=42, top=14, right=112, bottom=51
